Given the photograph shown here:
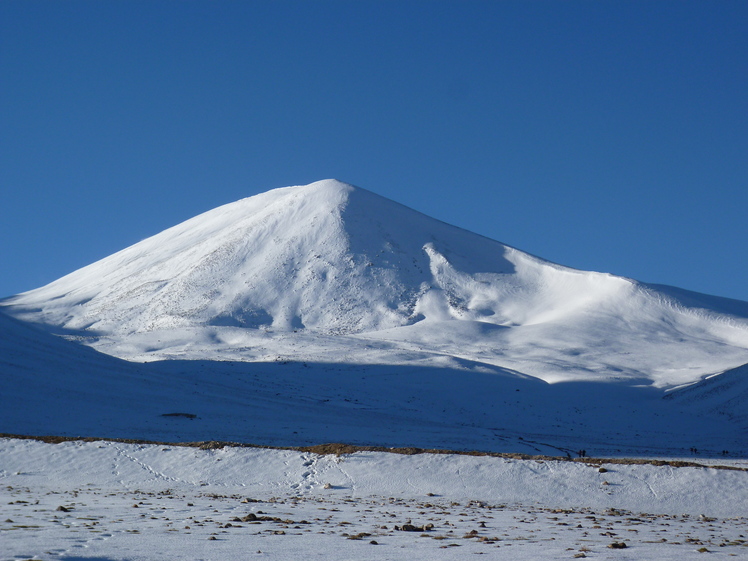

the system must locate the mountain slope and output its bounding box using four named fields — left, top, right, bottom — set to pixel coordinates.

left=3, top=179, right=748, bottom=455
left=3, top=180, right=519, bottom=334
left=3, top=179, right=748, bottom=391
left=0, top=309, right=183, bottom=438
left=665, top=362, right=748, bottom=430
